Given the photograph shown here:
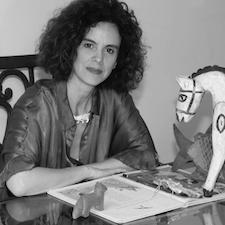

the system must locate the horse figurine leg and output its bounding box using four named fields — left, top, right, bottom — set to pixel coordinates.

left=72, top=195, right=84, bottom=219
left=203, top=102, right=225, bottom=196
left=93, top=182, right=107, bottom=210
